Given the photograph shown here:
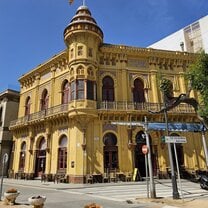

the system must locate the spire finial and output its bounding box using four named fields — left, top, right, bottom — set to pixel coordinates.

left=83, top=0, right=86, bottom=6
